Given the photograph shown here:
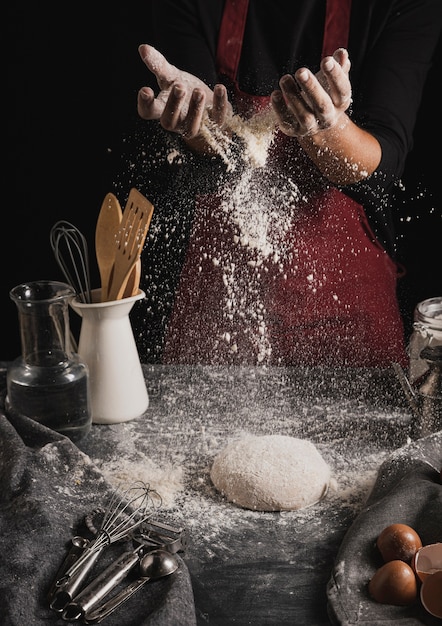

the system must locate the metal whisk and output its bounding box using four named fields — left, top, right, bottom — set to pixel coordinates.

left=50, top=220, right=92, bottom=303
